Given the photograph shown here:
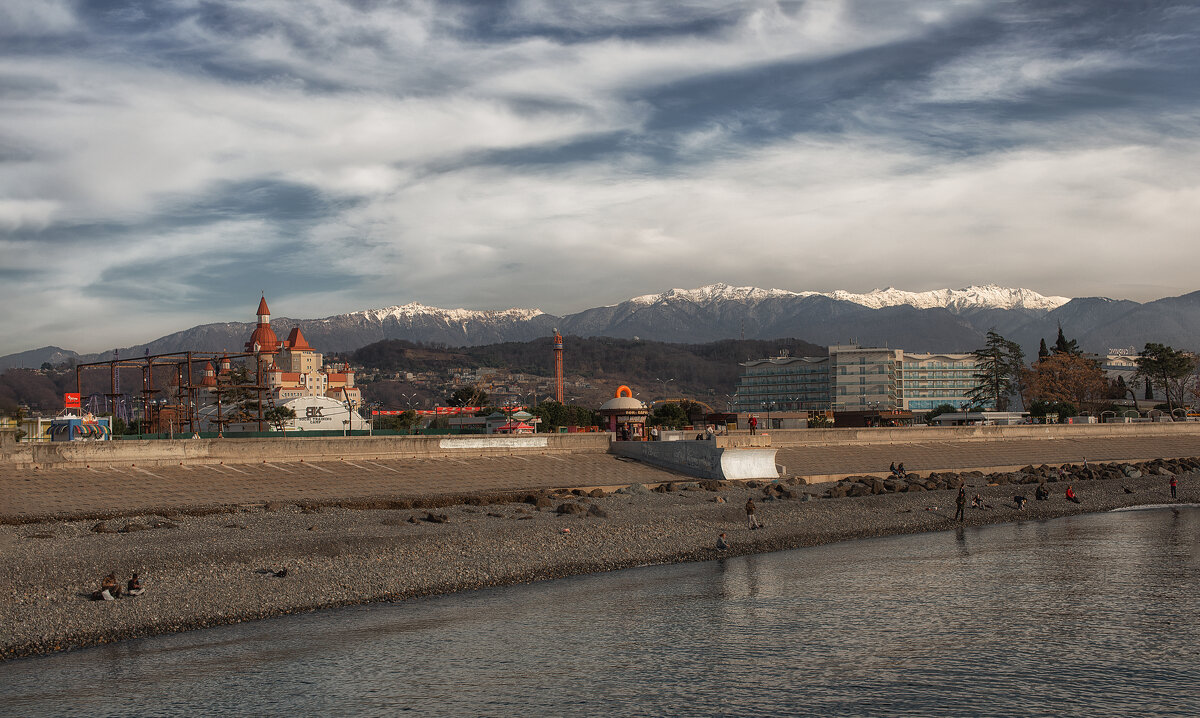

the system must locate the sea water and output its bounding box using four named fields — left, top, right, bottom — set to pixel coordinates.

left=2, top=507, right=1198, bottom=717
